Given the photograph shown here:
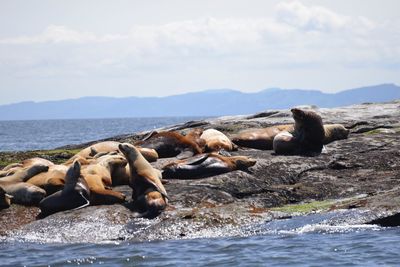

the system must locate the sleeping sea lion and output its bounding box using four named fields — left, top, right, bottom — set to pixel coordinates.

left=26, top=165, right=68, bottom=195
left=200, top=129, right=237, bottom=152
left=0, top=163, right=23, bottom=177
left=162, top=153, right=256, bottom=179
left=0, top=164, right=49, bottom=205
left=273, top=108, right=325, bottom=155
left=323, top=124, right=349, bottom=144
left=72, top=141, right=158, bottom=163
left=118, top=143, right=168, bottom=218
left=135, top=131, right=203, bottom=159
left=81, top=155, right=127, bottom=205
left=22, top=157, right=54, bottom=168
left=38, top=160, right=90, bottom=218
left=231, top=124, right=294, bottom=150
left=0, top=186, right=13, bottom=210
